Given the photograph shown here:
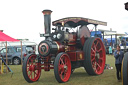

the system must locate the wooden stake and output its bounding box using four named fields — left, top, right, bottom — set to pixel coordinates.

left=5, top=41, right=8, bottom=73
left=0, top=57, right=2, bottom=74
left=21, top=41, right=23, bottom=66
